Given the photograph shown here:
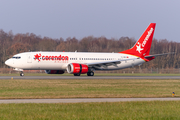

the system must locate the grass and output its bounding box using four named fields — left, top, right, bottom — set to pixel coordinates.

left=0, top=101, right=180, bottom=119
left=0, top=79, right=179, bottom=99
left=0, top=79, right=179, bottom=119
